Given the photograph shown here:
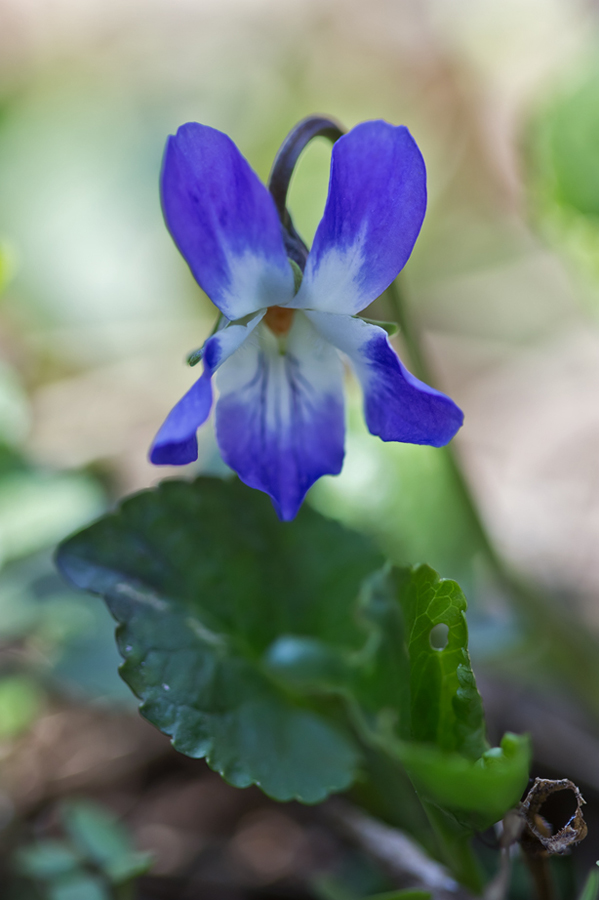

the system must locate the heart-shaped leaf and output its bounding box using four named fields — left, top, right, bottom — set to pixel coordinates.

left=57, top=477, right=383, bottom=803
